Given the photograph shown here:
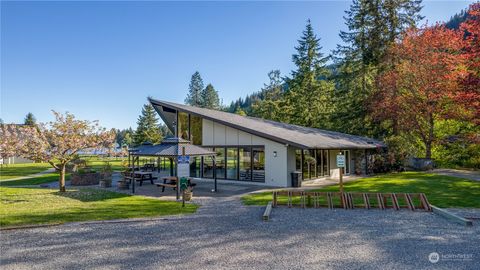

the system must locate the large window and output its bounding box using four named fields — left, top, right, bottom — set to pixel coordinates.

left=215, top=148, right=226, bottom=179
left=201, top=146, right=265, bottom=182
left=323, top=150, right=330, bottom=176
left=303, top=150, right=315, bottom=180
left=252, top=147, right=265, bottom=182
left=190, top=115, right=202, bottom=145
left=226, top=148, right=238, bottom=180
left=239, top=147, right=252, bottom=181
left=202, top=150, right=214, bottom=178
left=177, top=112, right=189, bottom=140
left=295, top=150, right=302, bottom=171
left=190, top=156, right=201, bottom=178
